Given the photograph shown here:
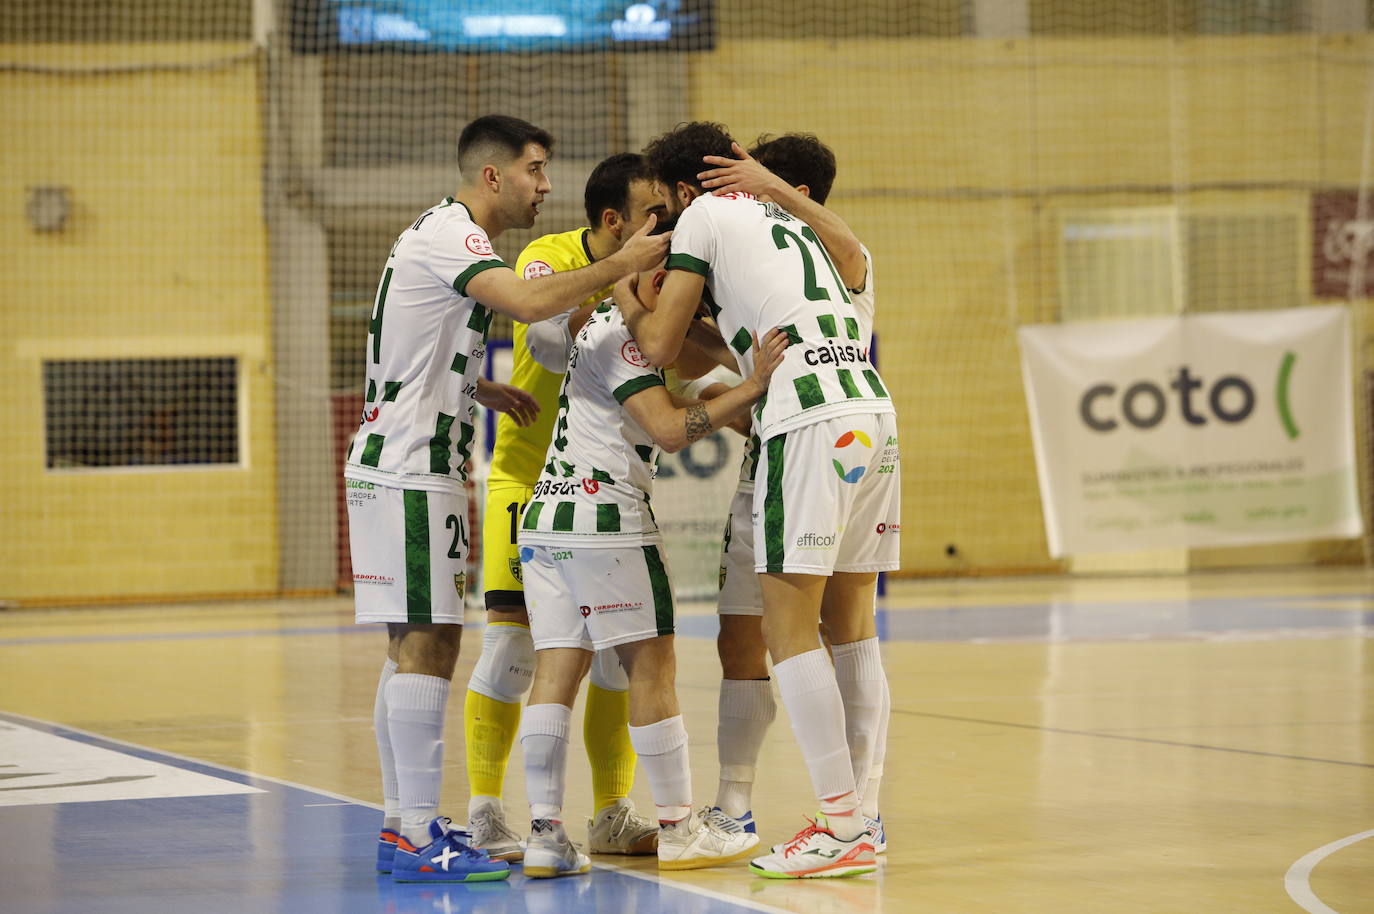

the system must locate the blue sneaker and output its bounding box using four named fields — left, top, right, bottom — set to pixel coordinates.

left=376, top=828, right=400, bottom=873
left=709, top=807, right=756, bottom=835
left=392, top=818, right=511, bottom=883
